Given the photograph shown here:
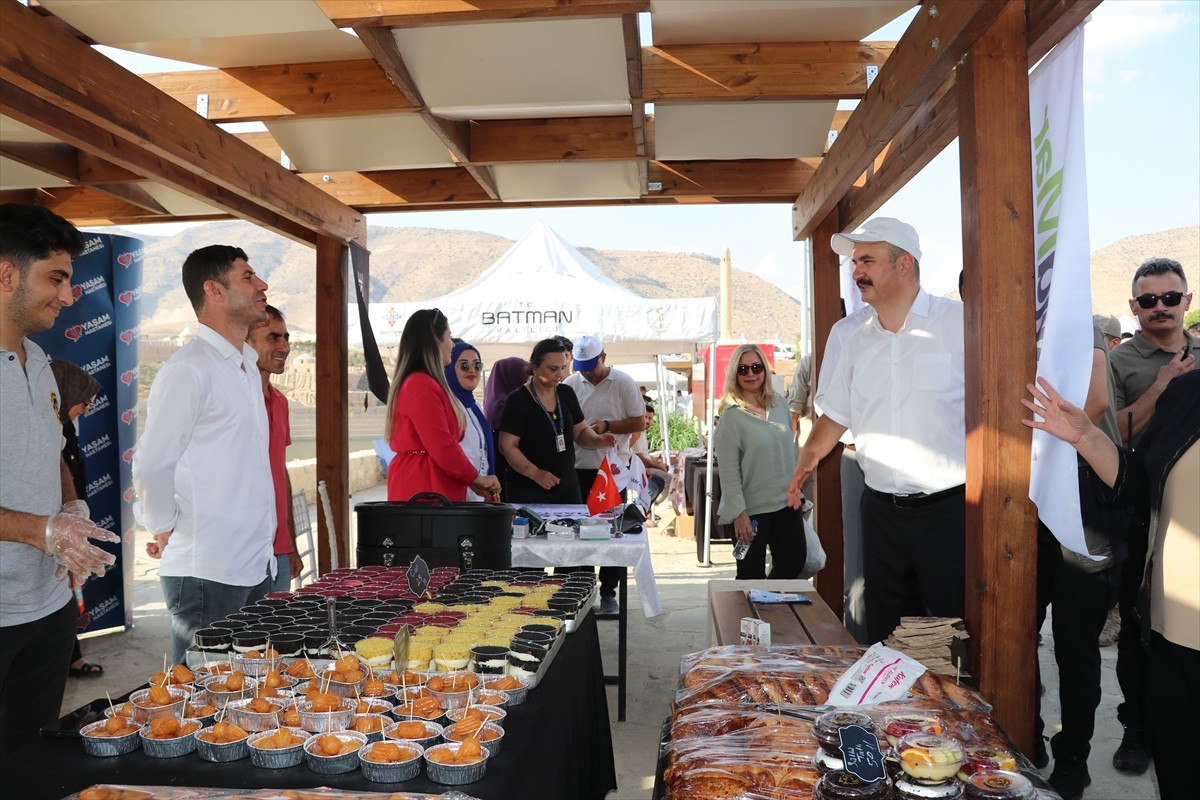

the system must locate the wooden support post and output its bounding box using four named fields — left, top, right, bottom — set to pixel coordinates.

left=809, top=208, right=845, bottom=616
left=957, top=0, right=1039, bottom=756
left=315, top=237, right=350, bottom=572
